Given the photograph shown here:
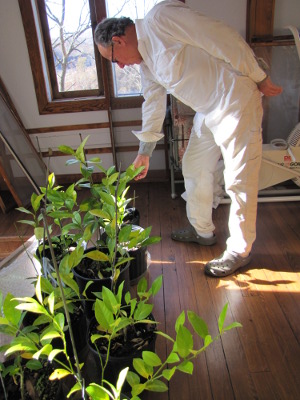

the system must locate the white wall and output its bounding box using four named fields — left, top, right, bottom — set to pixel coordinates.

left=187, top=0, right=247, bottom=37
left=274, top=0, right=300, bottom=35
